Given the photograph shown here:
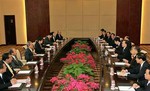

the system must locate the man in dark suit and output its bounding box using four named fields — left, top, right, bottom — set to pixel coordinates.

left=9, top=48, right=23, bottom=68
left=132, top=69, right=150, bottom=91
left=35, top=37, right=45, bottom=54
left=110, top=33, right=116, bottom=48
left=50, top=32, right=56, bottom=42
left=106, top=32, right=112, bottom=45
left=124, top=36, right=132, bottom=49
left=117, top=40, right=131, bottom=61
left=99, top=29, right=107, bottom=41
left=55, top=31, right=63, bottom=40
left=120, top=53, right=150, bottom=83
left=0, top=61, right=17, bottom=90
left=125, top=46, right=141, bottom=74
left=114, top=37, right=123, bottom=54
left=44, top=34, right=53, bottom=45
left=2, top=53, right=16, bottom=82
left=25, top=41, right=34, bottom=62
